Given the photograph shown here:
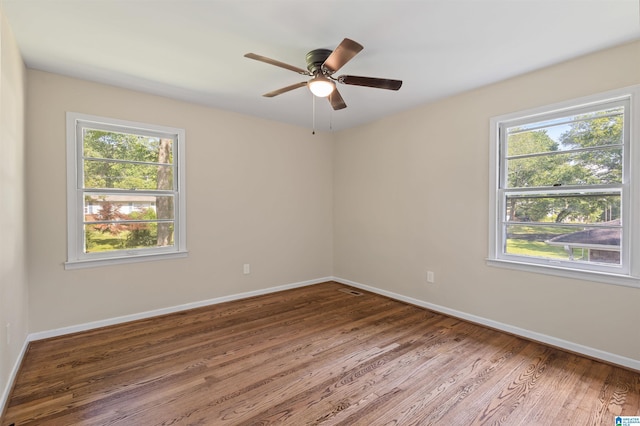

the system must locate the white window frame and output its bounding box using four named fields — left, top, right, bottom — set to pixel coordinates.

left=65, top=112, right=187, bottom=269
left=488, top=86, right=640, bottom=288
